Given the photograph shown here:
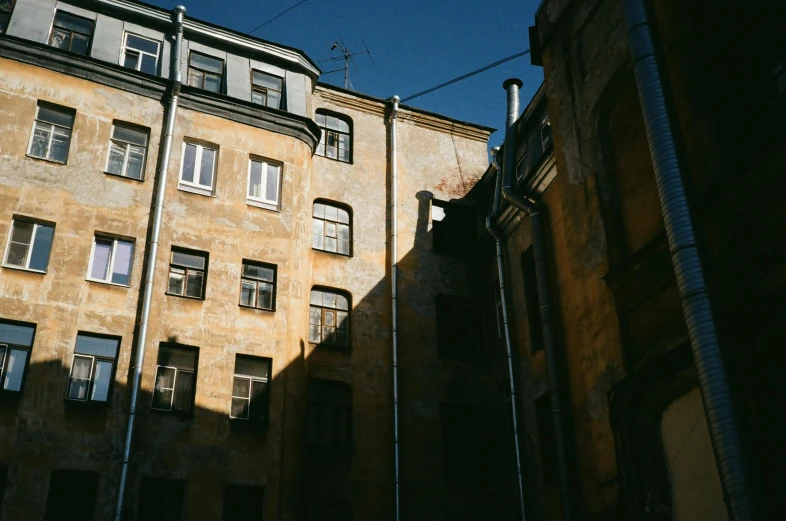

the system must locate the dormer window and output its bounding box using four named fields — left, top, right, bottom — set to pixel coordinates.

left=251, top=71, right=283, bottom=110
left=187, top=52, right=224, bottom=93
